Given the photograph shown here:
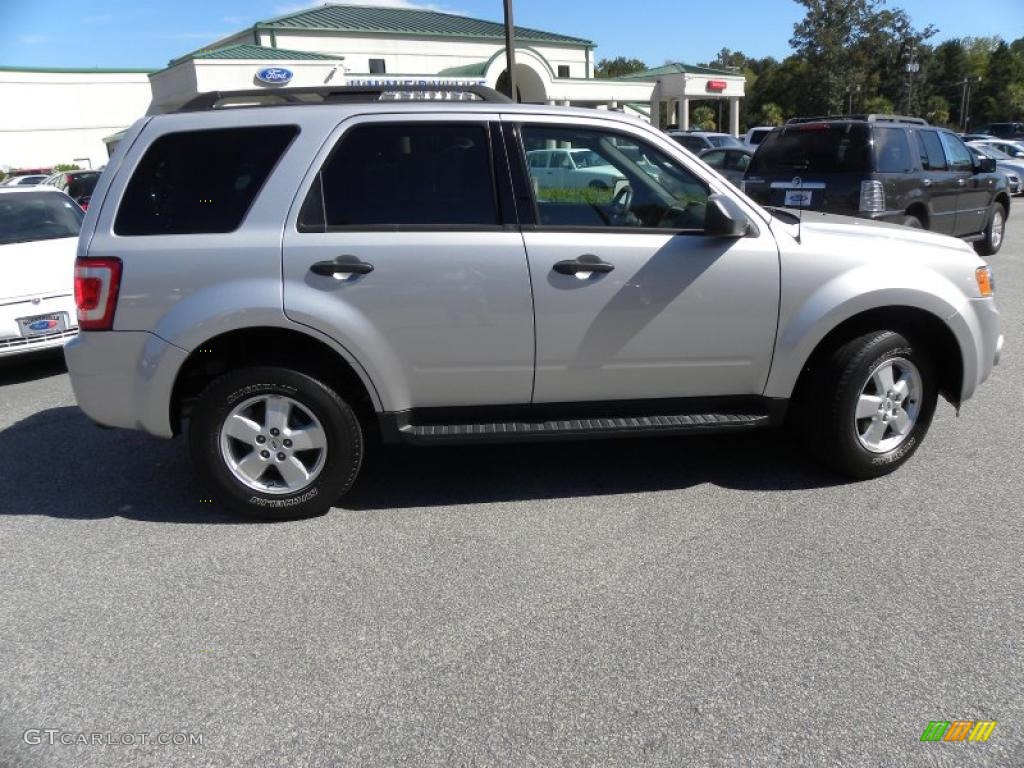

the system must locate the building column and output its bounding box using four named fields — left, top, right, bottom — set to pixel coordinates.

left=729, top=97, right=740, bottom=137
left=679, top=98, right=690, bottom=131
left=650, top=83, right=662, bottom=128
